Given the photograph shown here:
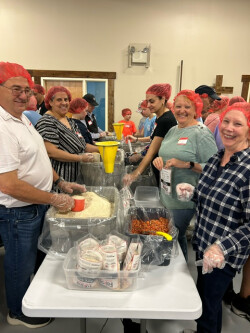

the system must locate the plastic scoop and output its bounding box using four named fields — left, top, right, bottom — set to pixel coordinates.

left=141, top=230, right=172, bottom=241
left=155, top=231, right=172, bottom=241
left=113, top=123, right=124, bottom=140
